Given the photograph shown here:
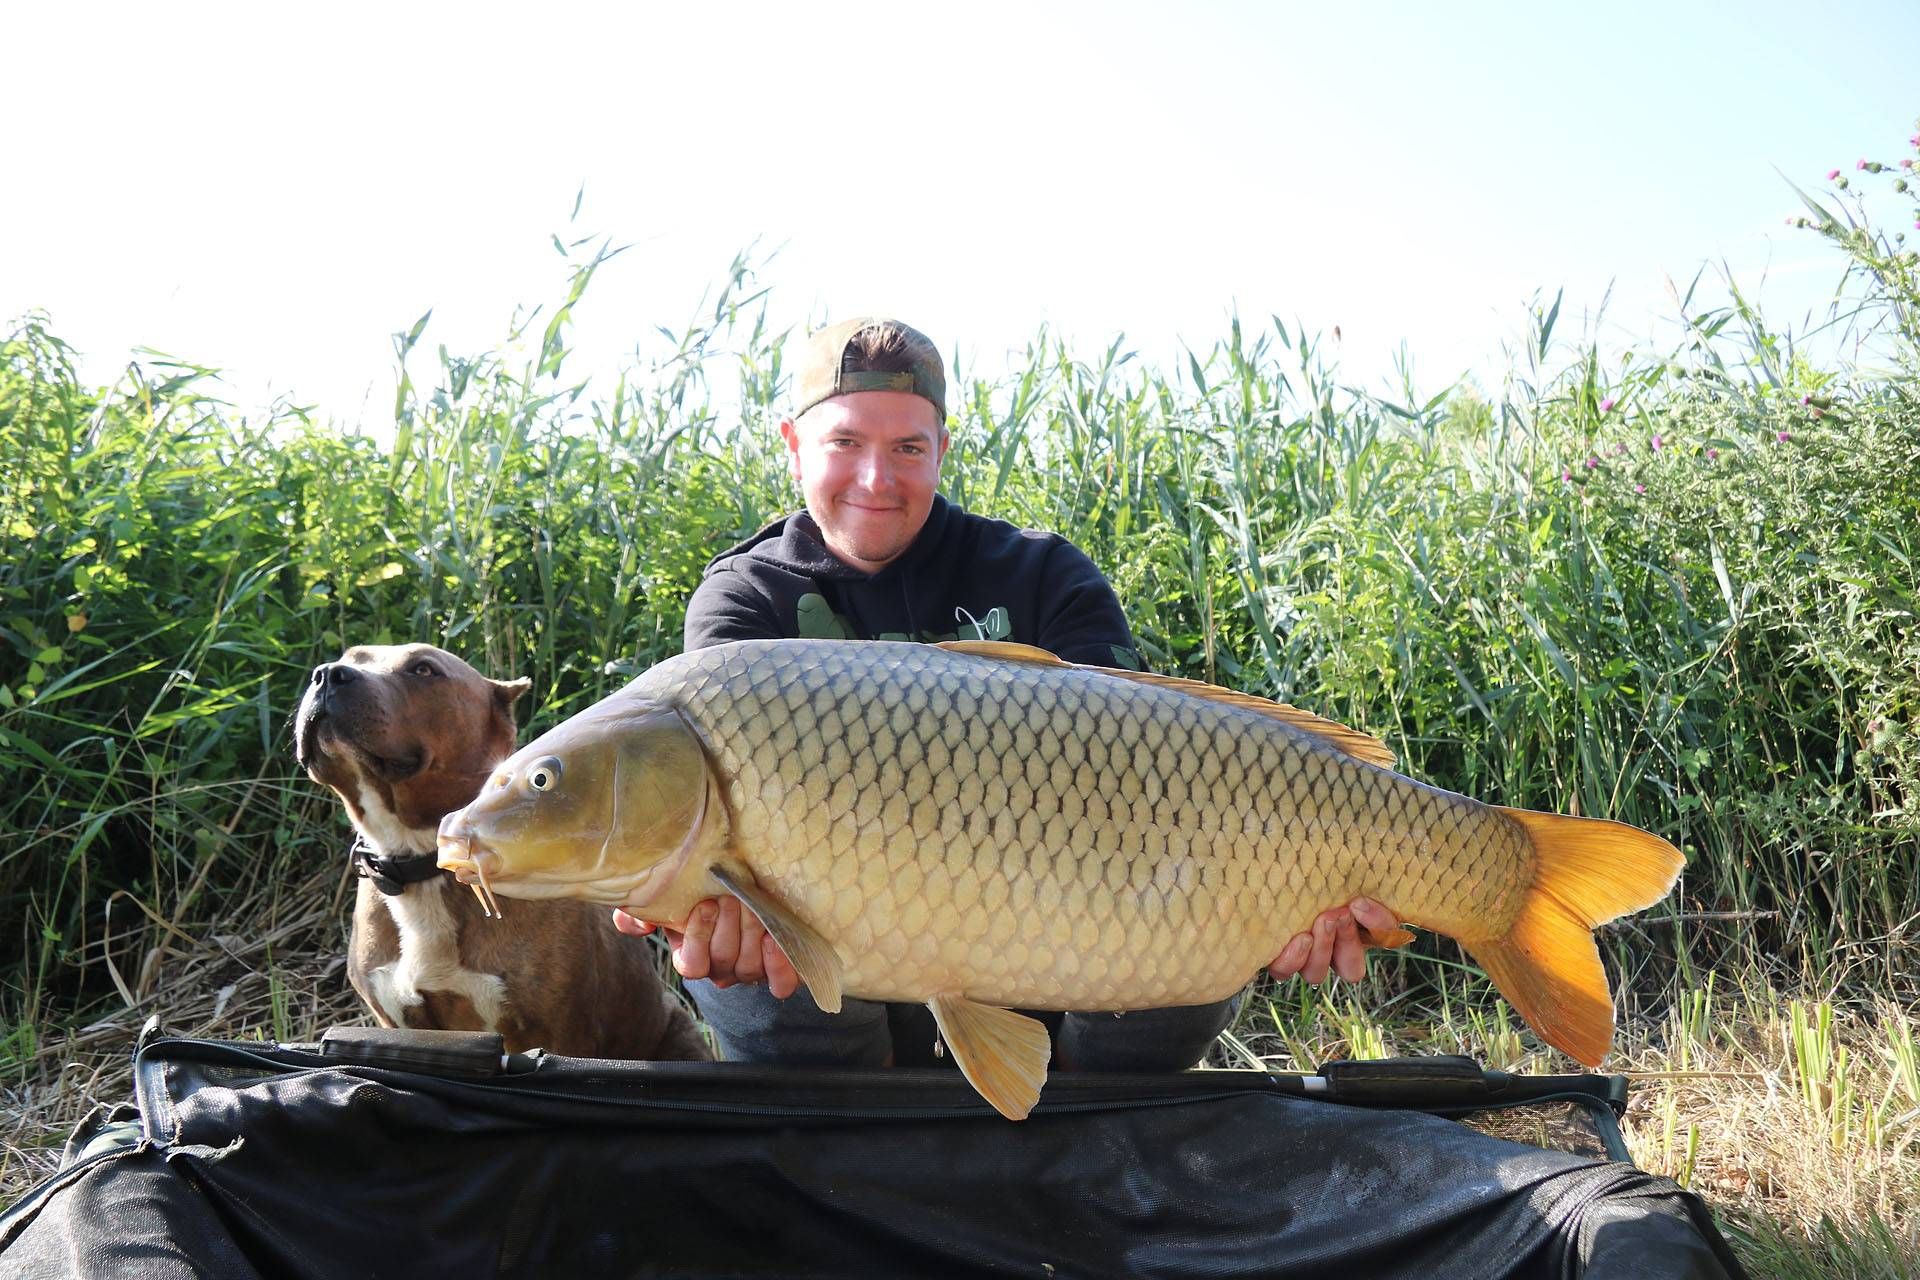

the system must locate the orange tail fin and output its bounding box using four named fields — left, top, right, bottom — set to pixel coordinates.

left=1465, top=808, right=1684, bottom=1067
